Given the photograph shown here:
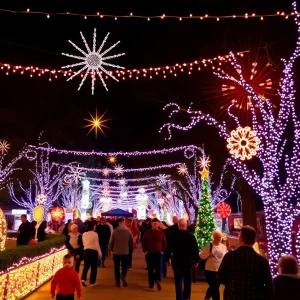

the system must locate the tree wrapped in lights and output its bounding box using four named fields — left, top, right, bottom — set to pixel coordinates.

left=160, top=2, right=300, bottom=273
left=8, top=149, right=65, bottom=218
left=195, top=168, right=215, bottom=249
left=60, top=184, right=82, bottom=210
